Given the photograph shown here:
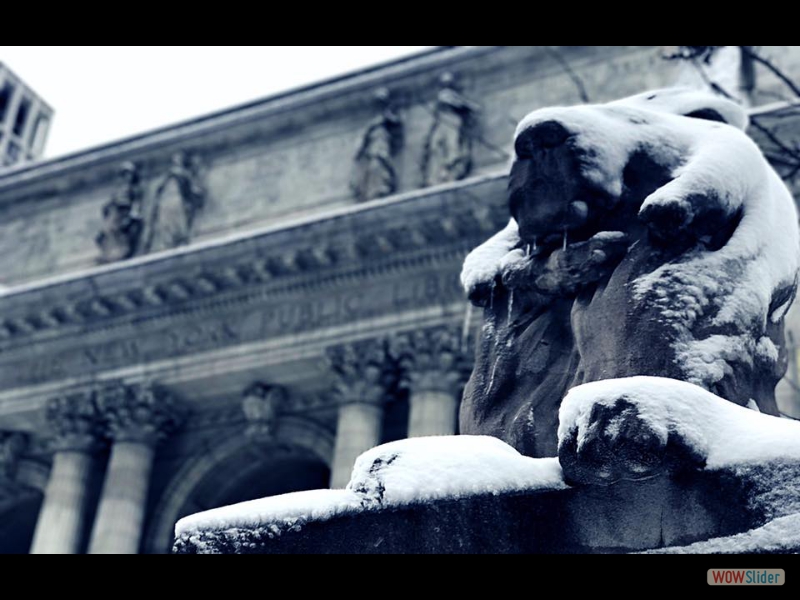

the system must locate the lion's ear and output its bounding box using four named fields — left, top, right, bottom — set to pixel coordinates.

left=683, top=108, right=728, bottom=124
left=680, top=97, right=748, bottom=131
left=617, top=88, right=749, bottom=131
